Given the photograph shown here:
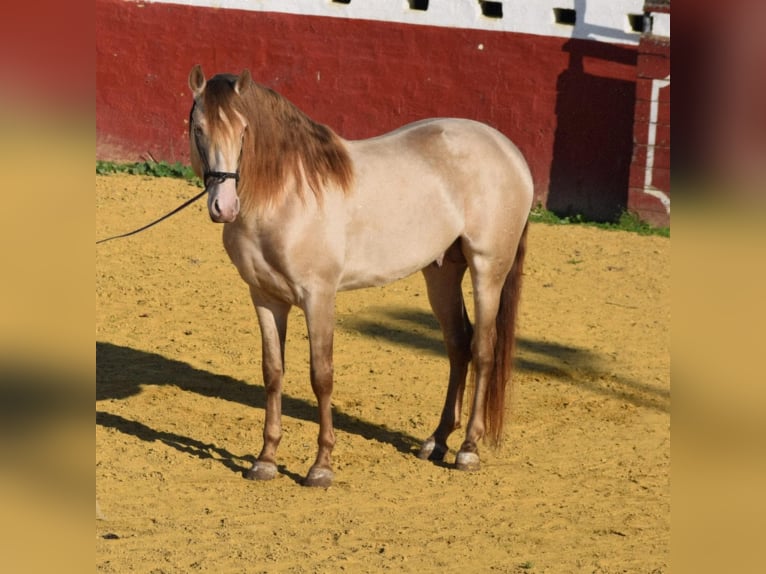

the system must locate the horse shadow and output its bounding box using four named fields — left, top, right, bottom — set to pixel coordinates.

left=337, top=306, right=444, bottom=356
left=97, top=303, right=668, bottom=478
left=95, top=409, right=254, bottom=475
left=96, top=341, right=423, bottom=480
left=339, top=306, right=669, bottom=413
